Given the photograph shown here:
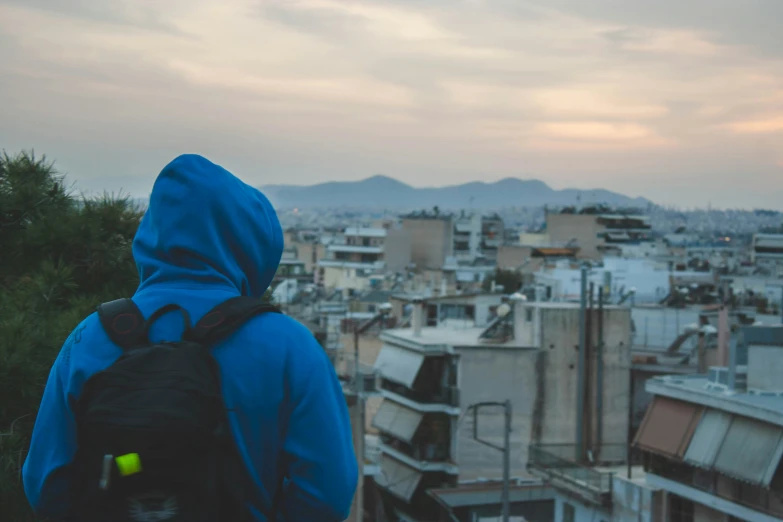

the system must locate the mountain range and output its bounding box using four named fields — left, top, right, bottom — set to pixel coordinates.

left=260, top=175, right=652, bottom=210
